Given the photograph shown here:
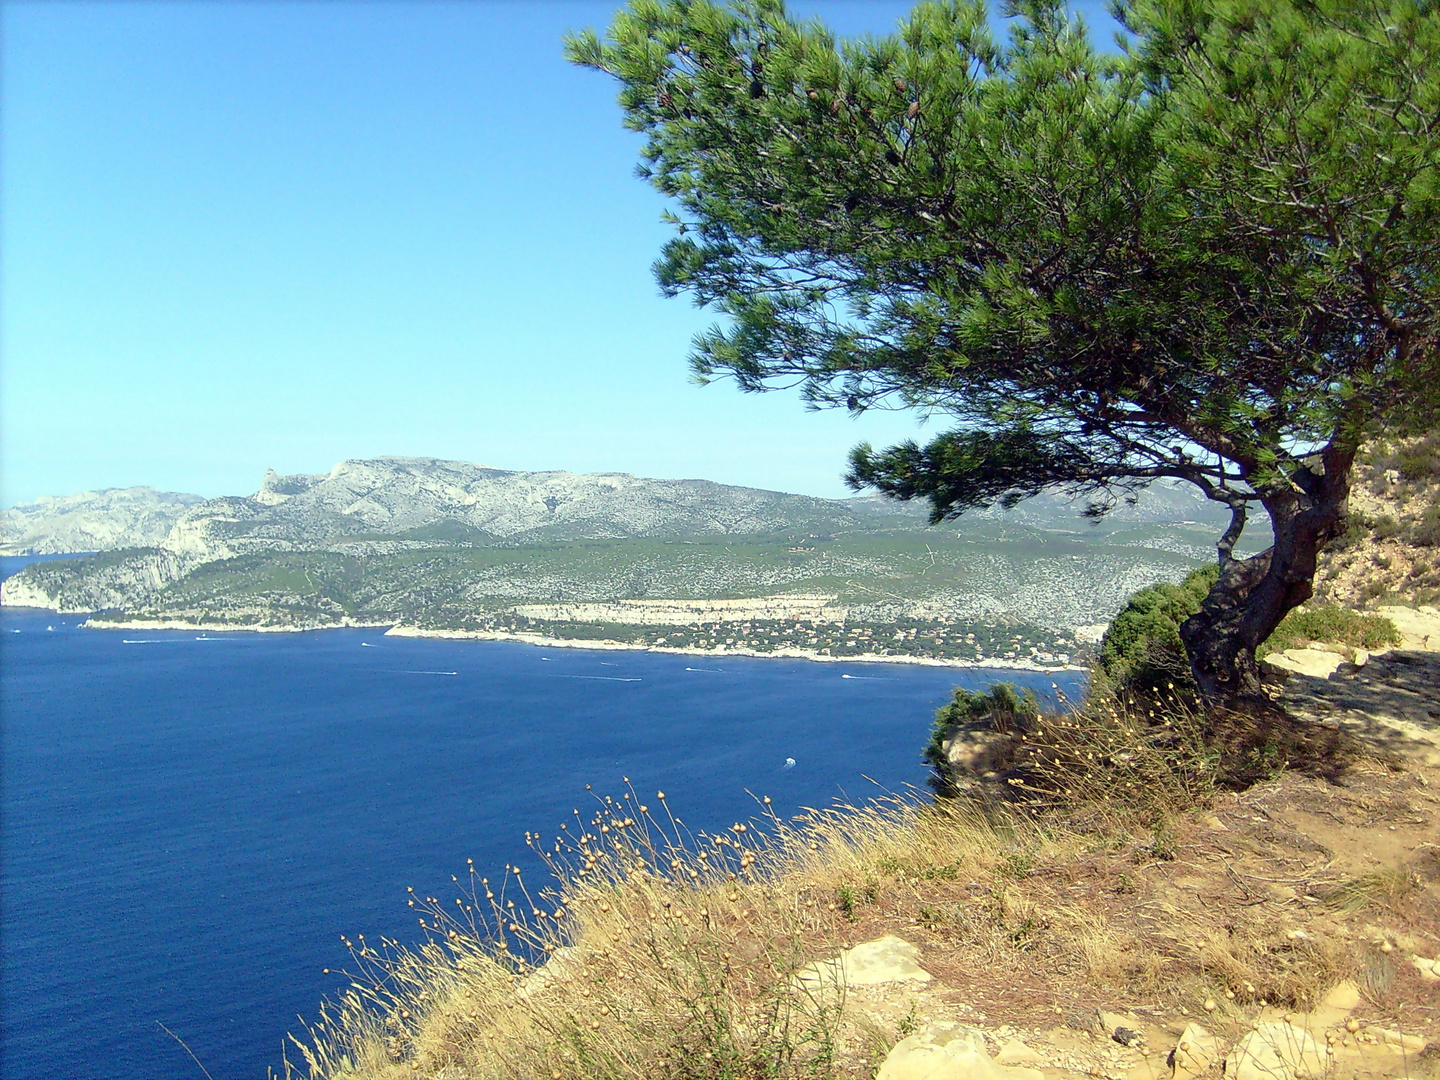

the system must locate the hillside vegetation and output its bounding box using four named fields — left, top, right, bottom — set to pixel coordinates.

left=1318, top=435, right=1440, bottom=609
